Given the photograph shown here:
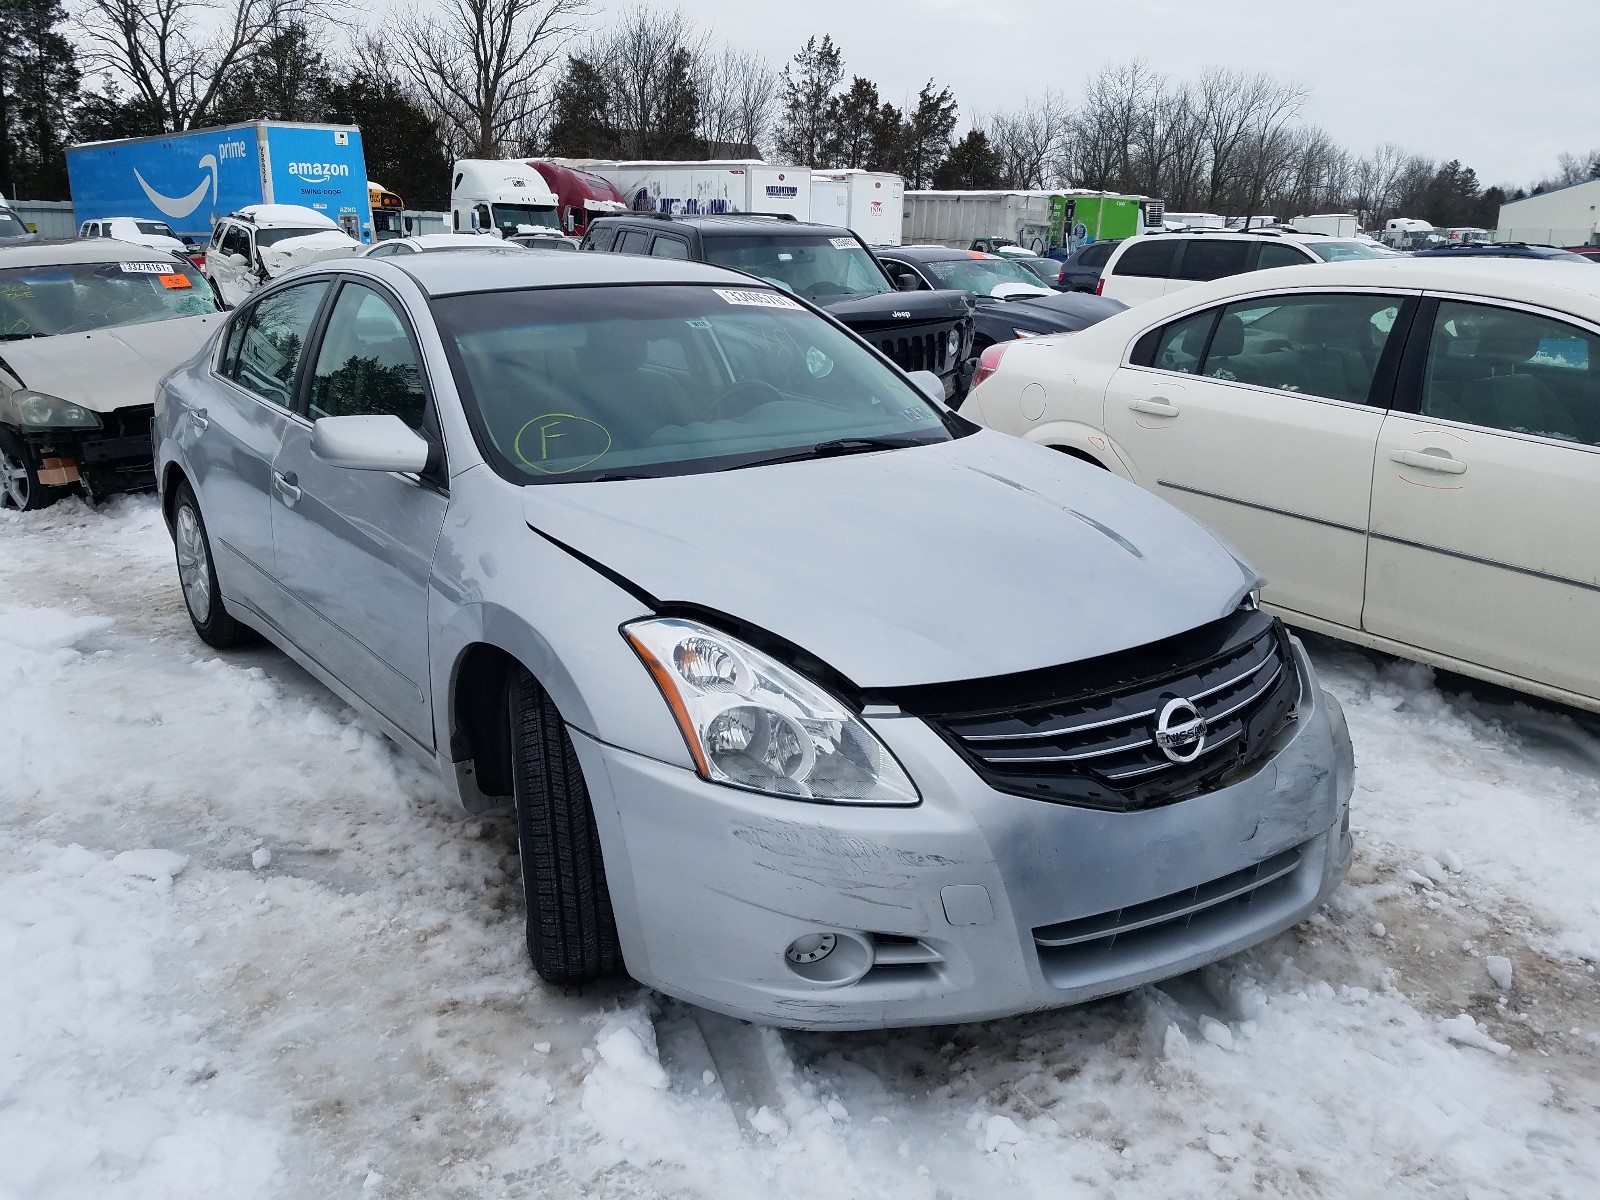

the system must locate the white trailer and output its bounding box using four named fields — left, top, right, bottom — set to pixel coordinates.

left=1291, top=213, right=1360, bottom=238
left=576, top=160, right=811, bottom=220
left=903, top=191, right=1057, bottom=253
left=1381, top=217, right=1437, bottom=249
left=809, top=170, right=903, bottom=244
